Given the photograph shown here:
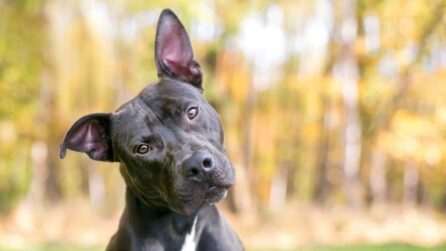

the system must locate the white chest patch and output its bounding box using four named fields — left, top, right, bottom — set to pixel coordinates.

left=180, top=216, right=198, bottom=251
